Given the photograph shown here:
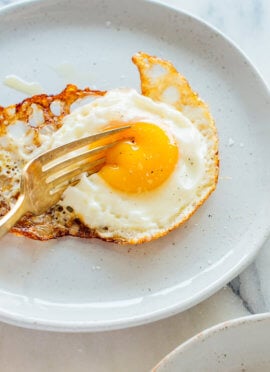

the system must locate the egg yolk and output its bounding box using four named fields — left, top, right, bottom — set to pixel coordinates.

left=99, top=122, right=179, bottom=193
